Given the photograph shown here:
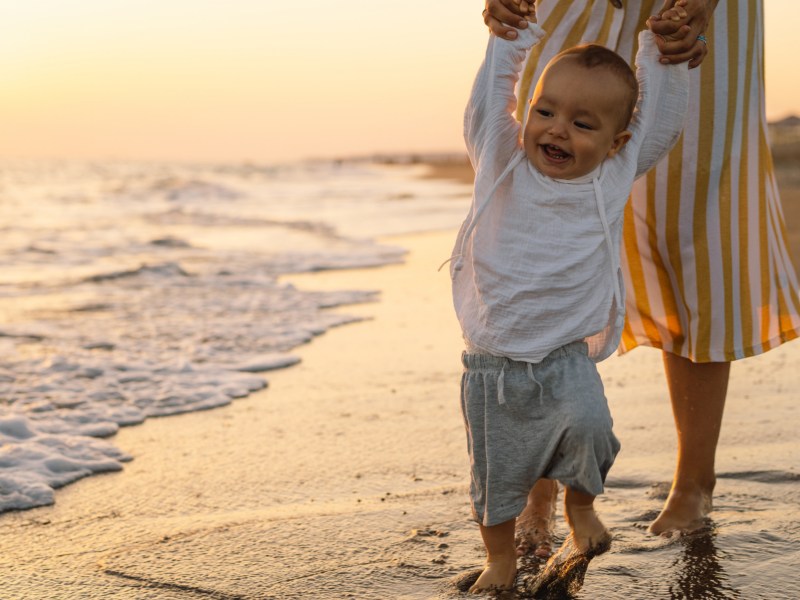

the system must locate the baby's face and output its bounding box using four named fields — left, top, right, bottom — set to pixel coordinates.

left=524, top=57, right=631, bottom=179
